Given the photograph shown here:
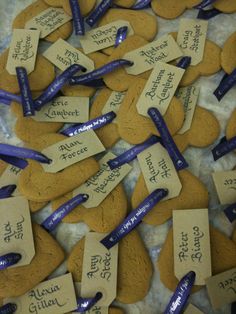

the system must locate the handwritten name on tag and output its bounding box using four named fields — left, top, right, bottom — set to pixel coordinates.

left=25, top=8, right=72, bottom=39
left=81, top=232, right=118, bottom=307
left=6, top=29, right=40, bottom=75
left=176, top=86, right=199, bottom=134
left=42, top=130, right=105, bottom=173
left=0, top=196, right=35, bottom=267
left=73, top=152, right=132, bottom=208
left=206, top=268, right=236, bottom=309
left=212, top=170, right=236, bottom=205
left=5, top=273, right=78, bottom=314
left=136, top=61, right=185, bottom=117
left=43, top=39, right=95, bottom=72
left=124, top=34, right=183, bottom=75
left=177, top=18, right=208, bottom=66
left=0, top=165, right=21, bottom=196
left=80, top=20, right=134, bottom=54
left=184, top=304, right=204, bottom=314
left=173, top=208, right=211, bottom=285
left=101, top=91, right=125, bottom=124
left=32, top=96, right=89, bottom=123
left=137, top=143, right=182, bottom=200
